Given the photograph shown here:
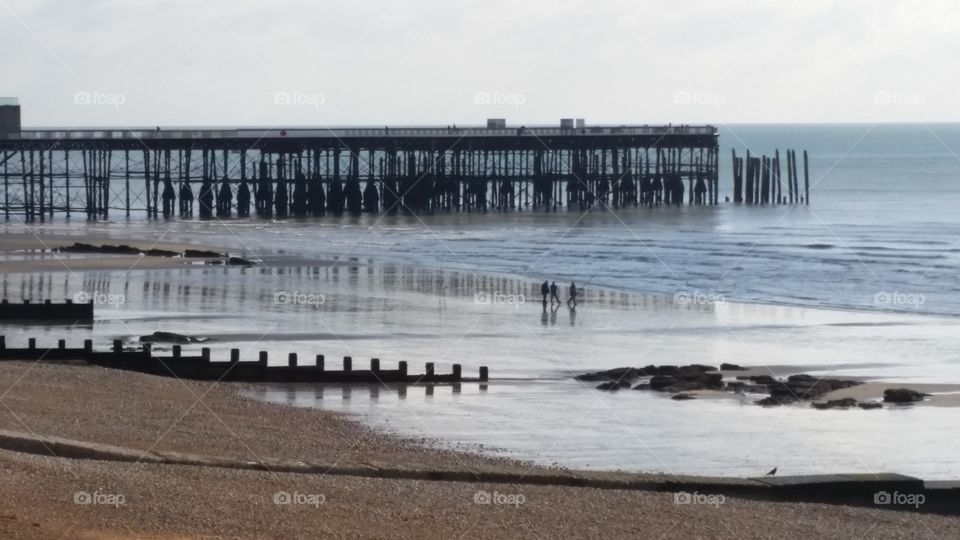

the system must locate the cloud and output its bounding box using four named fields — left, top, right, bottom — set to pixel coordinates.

left=1, top=0, right=957, bottom=126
